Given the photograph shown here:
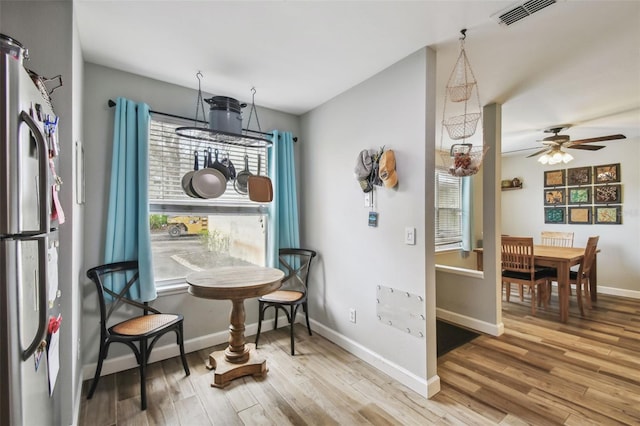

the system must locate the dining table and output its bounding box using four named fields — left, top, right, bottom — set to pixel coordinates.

left=474, top=245, right=598, bottom=323
left=186, top=265, right=284, bottom=388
